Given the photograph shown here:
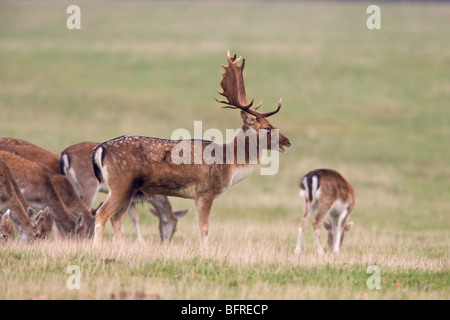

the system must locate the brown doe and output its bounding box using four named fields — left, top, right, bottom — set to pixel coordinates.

left=92, top=51, right=291, bottom=249
left=295, top=169, right=355, bottom=254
